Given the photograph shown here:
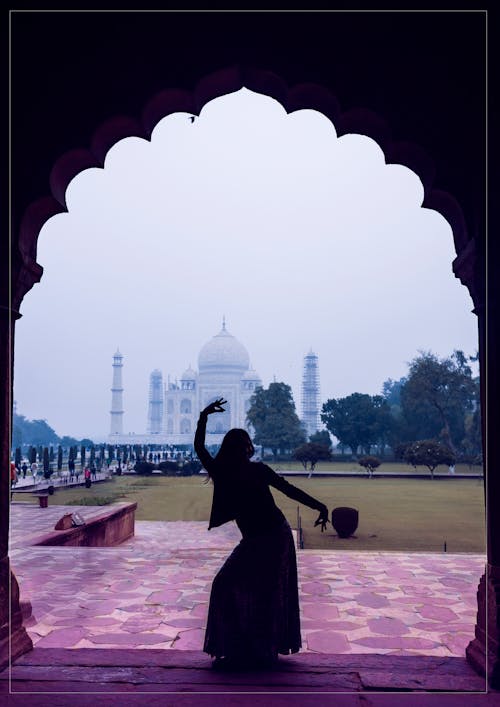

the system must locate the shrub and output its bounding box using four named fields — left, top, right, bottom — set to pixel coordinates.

left=404, top=439, right=456, bottom=478
left=134, top=461, right=155, bottom=475
left=358, top=455, right=381, bottom=477
left=158, top=461, right=180, bottom=475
